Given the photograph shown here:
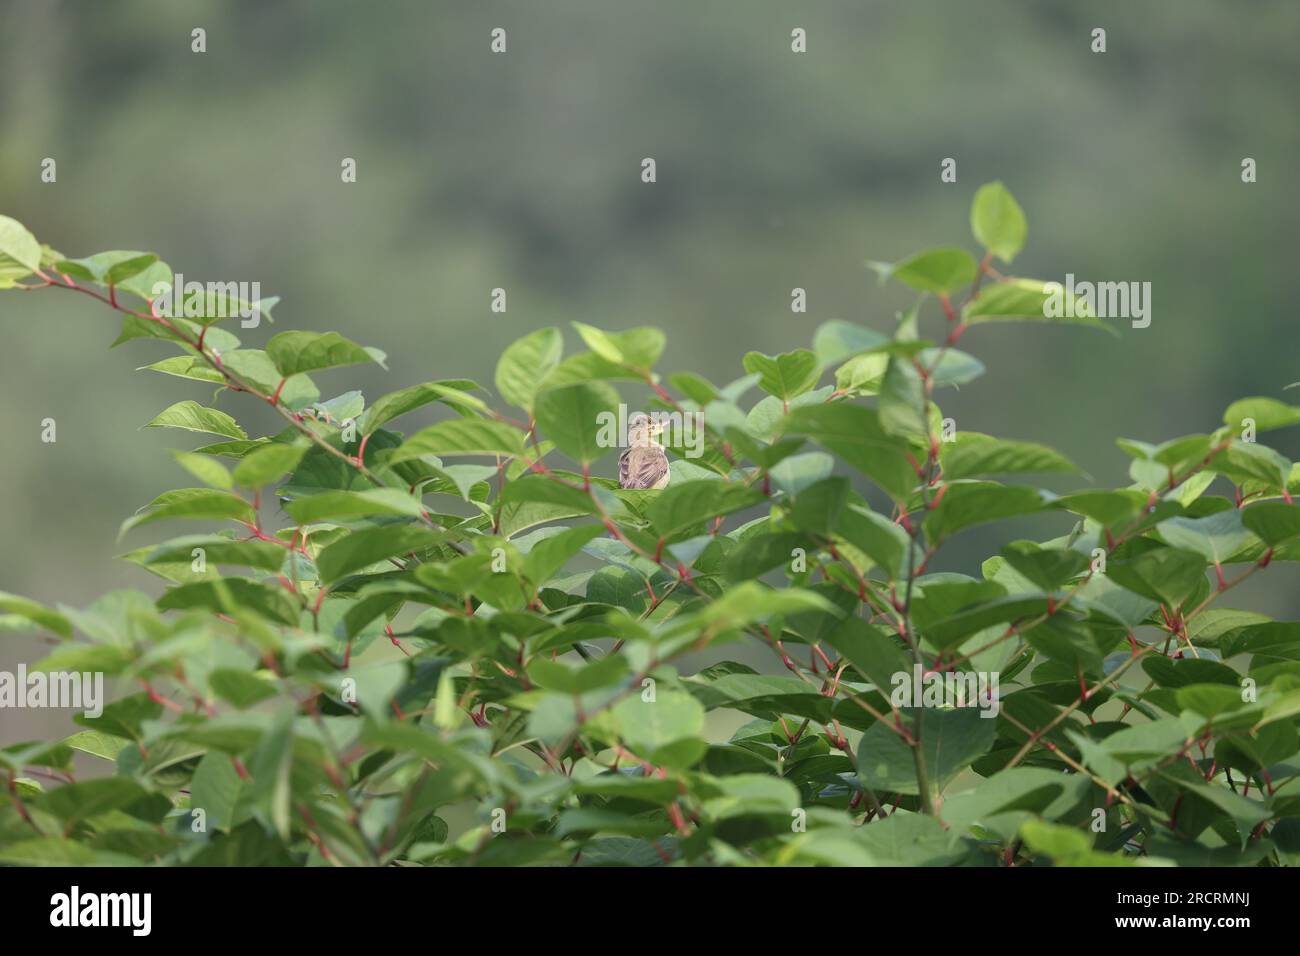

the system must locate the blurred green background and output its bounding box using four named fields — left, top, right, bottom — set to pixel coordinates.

left=2, top=0, right=1299, bottom=742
